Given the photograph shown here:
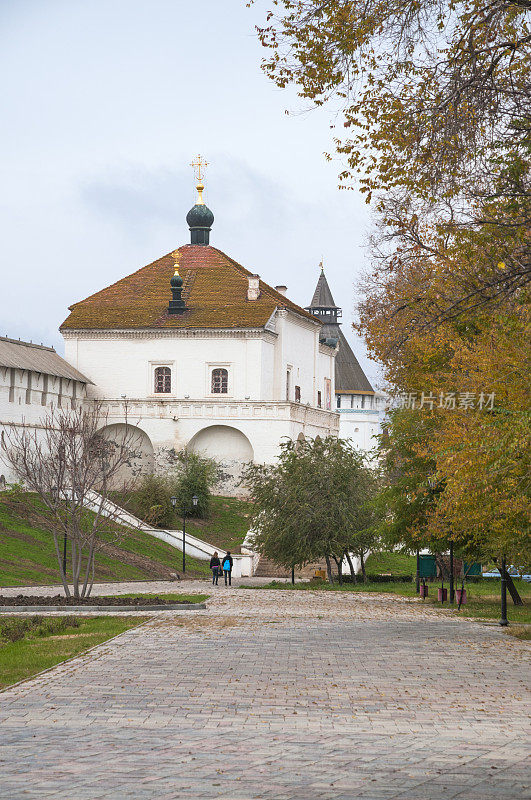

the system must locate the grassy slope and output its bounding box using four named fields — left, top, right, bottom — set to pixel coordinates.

left=0, top=495, right=210, bottom=587
left=185, top=496, right=252, bottom=552
left=113, top=492, right=253, bottom=553
left=0, top=616, right=145, bottom=689
left=365, top=551, right=417, bottom=574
